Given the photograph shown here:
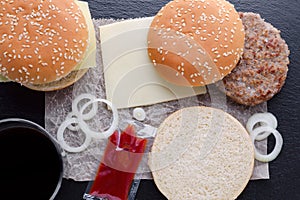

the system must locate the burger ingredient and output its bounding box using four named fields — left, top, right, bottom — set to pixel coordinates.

left=22, top=1, right=97, bottom=91
left=148, top=0, right=245, bottom=86
left=221, top=12, right=289, bottom=106
left=133, top=107, right=146, bottom=121
left=72, top=93, right=98, bottom=121
left=66, top=112, right=80, bottom=131
left=0, top=0, right=89, bottom=85
left=250, top=126, right=283, bottom=162
left=149, top=106, right=254, bottom=199
left=57, top=117, right=92, bottom=153
left=85, top=125, right=147, bottom=200
left=246, top=112, right=278, bottom=141
left=247, top=112, right=283, bottom=162
left=100, top=17, right=206, bottom=109
left=57, top=94, right=119, bottom=152
left=78, top=98, right=119, bottom=139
